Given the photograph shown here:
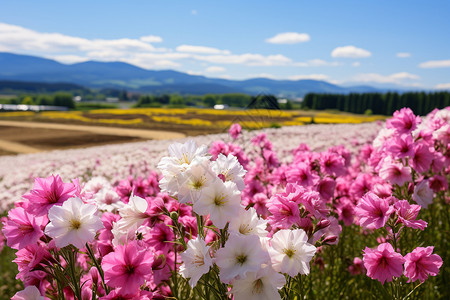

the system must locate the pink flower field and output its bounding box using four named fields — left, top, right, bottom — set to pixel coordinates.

left=0, top=107, right=448, bottom=300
